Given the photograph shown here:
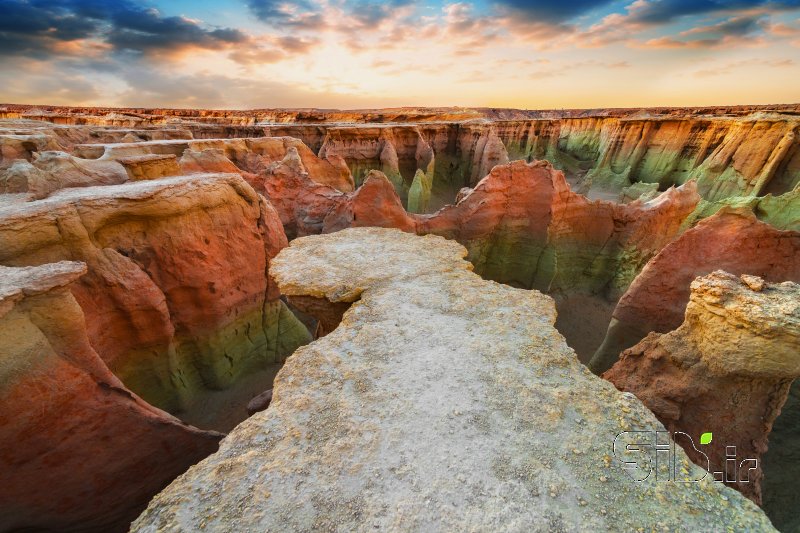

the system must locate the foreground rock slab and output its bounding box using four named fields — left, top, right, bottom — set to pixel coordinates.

left=133, top=228, right=773, bottom=532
